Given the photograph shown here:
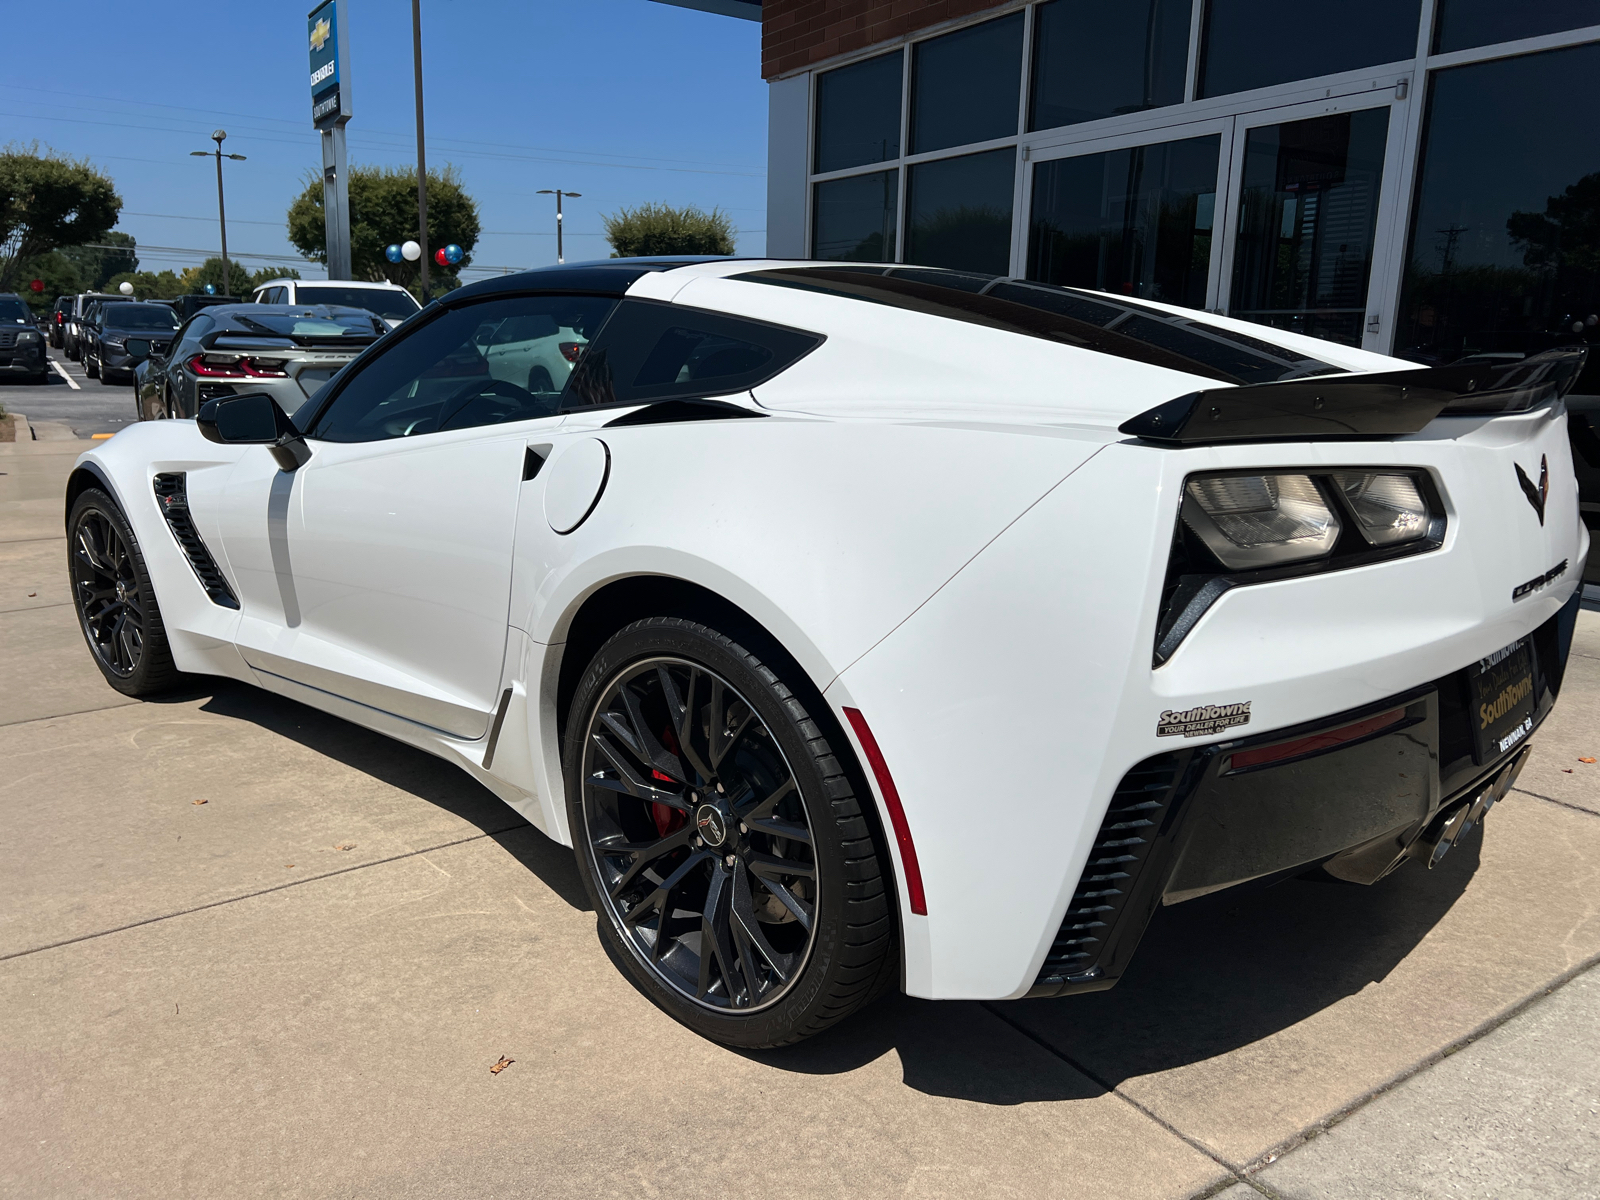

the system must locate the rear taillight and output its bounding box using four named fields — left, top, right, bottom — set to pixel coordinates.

left=187, top=354, right=288, bottom=379
left=188, top=354, right=246, bottom=378
left=559, top=341, right=584, bottom=364
left=55, top=312, right=63, bottom=324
